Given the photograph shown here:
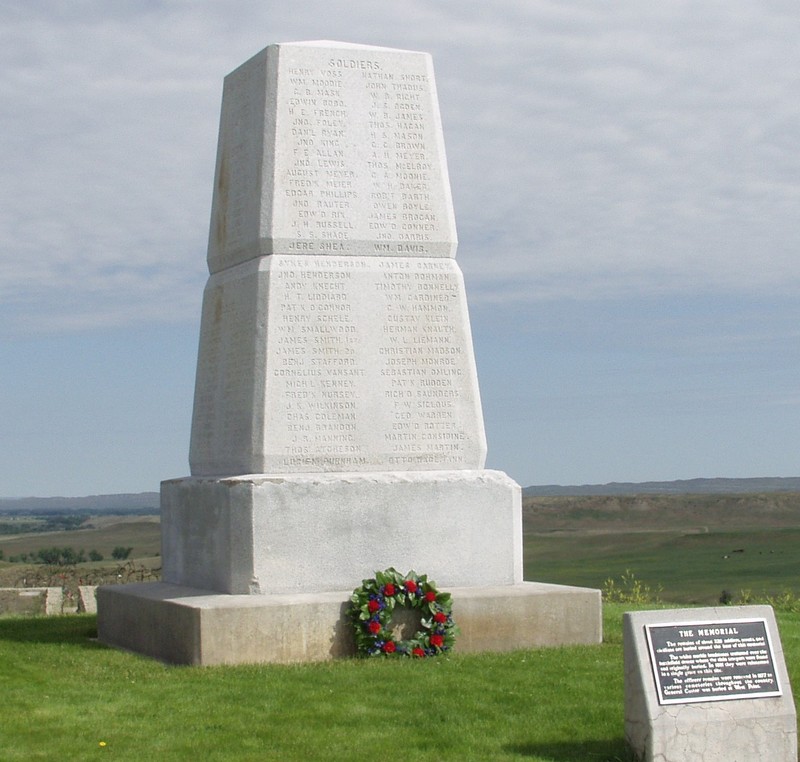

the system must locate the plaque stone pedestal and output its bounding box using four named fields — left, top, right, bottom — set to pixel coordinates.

left=625, top=607, right=797, bottom=761
left=98, top=41, right=601, bottom=665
